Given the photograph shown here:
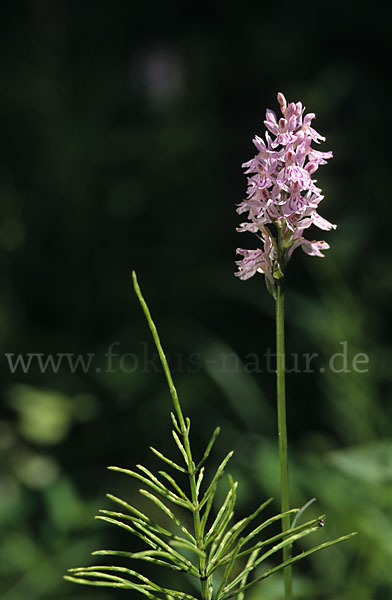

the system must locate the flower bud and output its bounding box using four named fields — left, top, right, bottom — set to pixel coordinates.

left=295, top=102, right=303, bottom=116
left=286, top=103, right=296, bottom=119
left=277, top=92, right=287, bottom=112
